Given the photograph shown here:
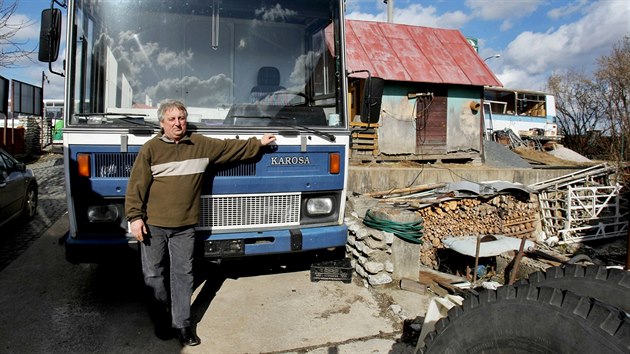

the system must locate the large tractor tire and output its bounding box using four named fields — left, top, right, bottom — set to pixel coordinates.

left=522, top=264, right=630, bottom=313
left=420, top=284, right=630, bottom=354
